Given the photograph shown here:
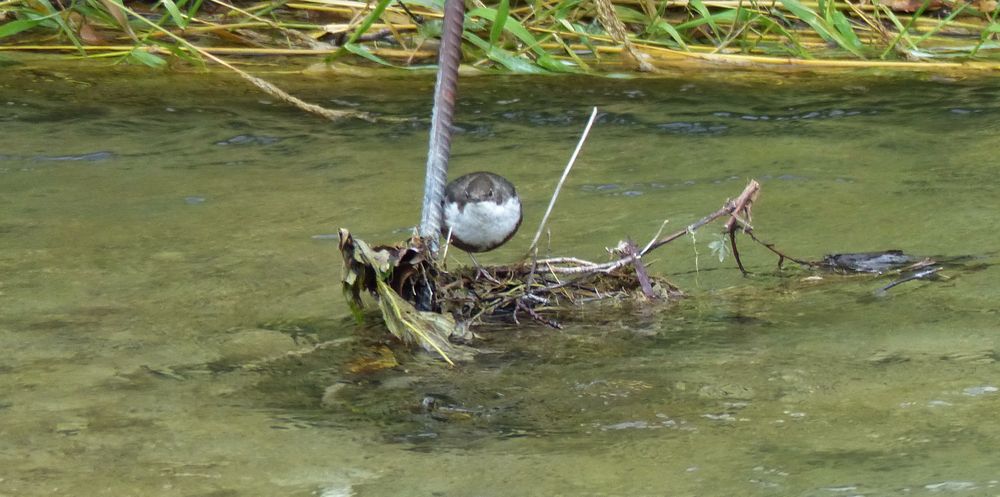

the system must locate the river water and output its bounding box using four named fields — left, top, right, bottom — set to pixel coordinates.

left=2, top=58, right=999, bottom=496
